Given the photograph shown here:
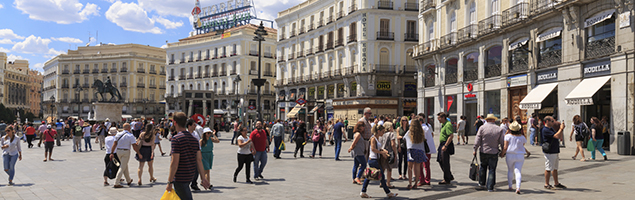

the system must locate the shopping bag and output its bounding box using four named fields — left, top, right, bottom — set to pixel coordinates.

left=160, top=190, right=181, bottom=200
left=587, top=139, right=595, bottom=152
left=363, top=167, right=382, bottom=181
left=279, top=141, right=286, bottom=151
left=106, top=157, right=120, bottom=179
left=469, top=155, right=479, bottom=181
